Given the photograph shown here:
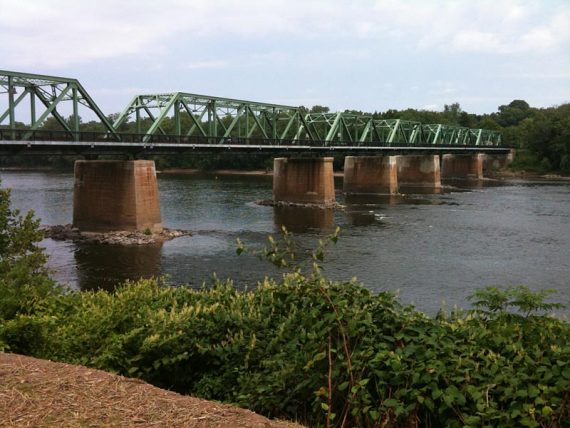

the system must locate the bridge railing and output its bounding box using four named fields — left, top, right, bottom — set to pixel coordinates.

left=0, top=128, right=510, bottom=150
